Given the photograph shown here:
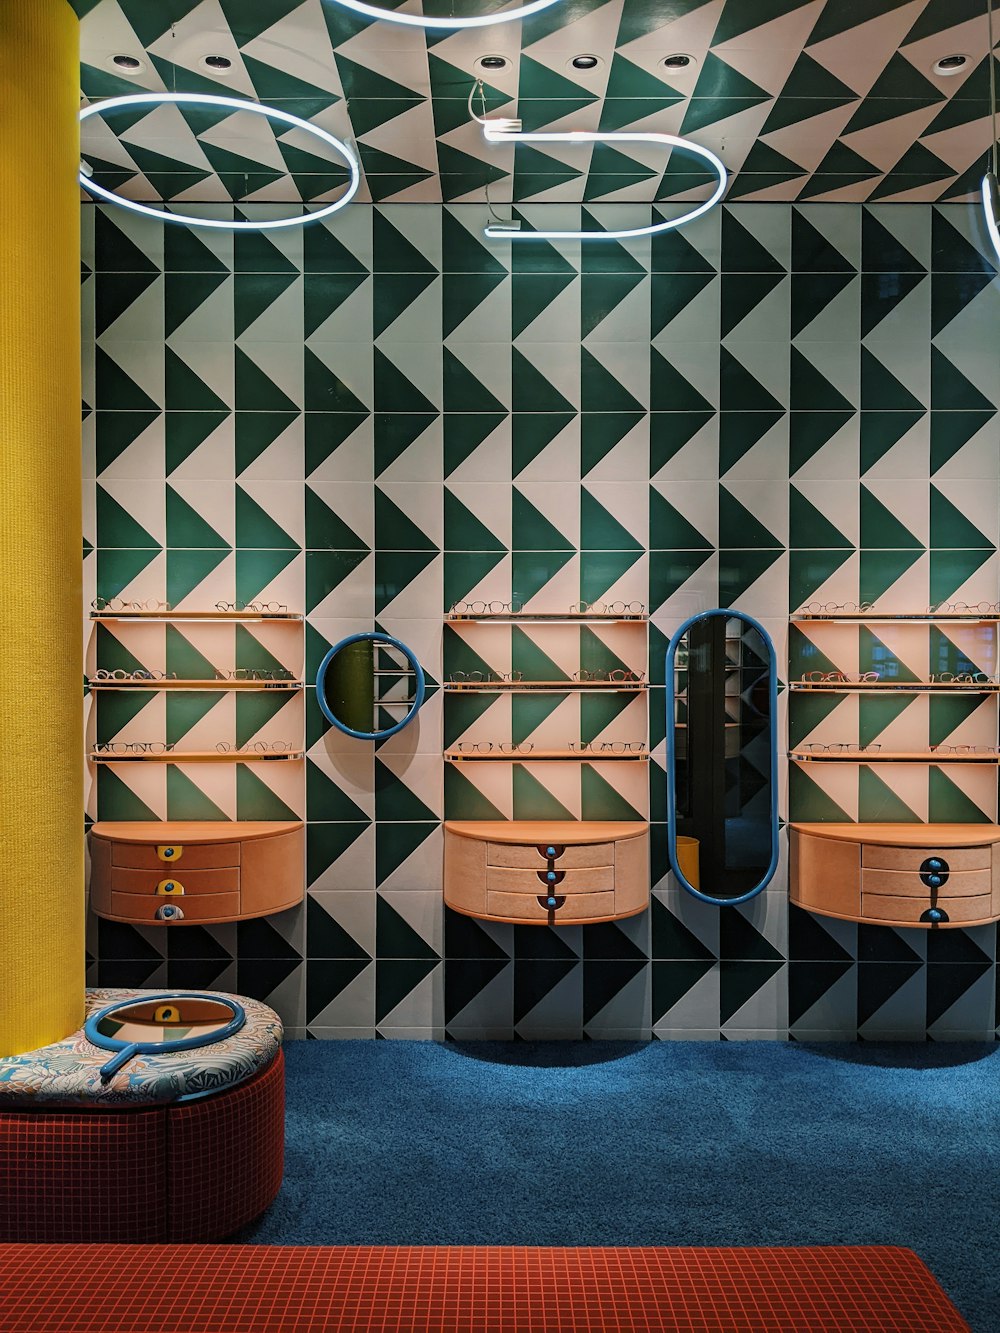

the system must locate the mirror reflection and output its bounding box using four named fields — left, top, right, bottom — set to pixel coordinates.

left=318, top=633, right=423, bottom=738
left=671, top=613, right=776, bottom=901
left=93, top=997, right=236, bottom=1045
